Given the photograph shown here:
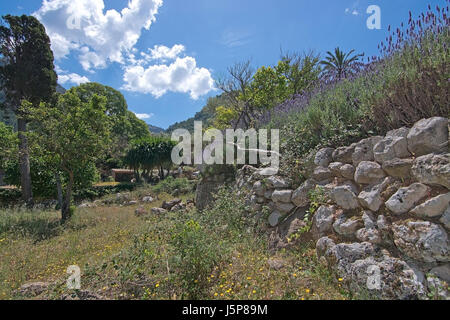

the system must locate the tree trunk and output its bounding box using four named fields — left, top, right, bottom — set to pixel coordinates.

left=61, top=172, right=74, bottom=223
left=55, top=172, right=63, bottom=209
left=17, top=118, right=33, bottom=204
